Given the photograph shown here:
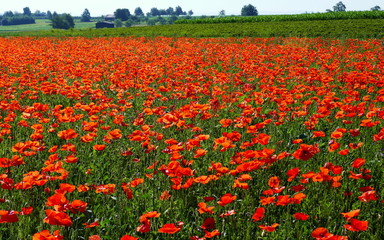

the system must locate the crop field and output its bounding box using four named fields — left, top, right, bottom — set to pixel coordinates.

left=0, top=36, right=383, bottom=240
left=2, top=19, right=383, bottom=39
left=175, top=10, right=384, bottom=24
